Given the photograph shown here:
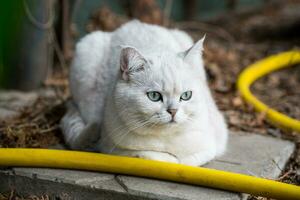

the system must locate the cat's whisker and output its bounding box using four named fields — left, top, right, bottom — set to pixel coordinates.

left=106, top=116, right=149, bottom=137
left=186, top=116, right=198, bottom=124
left=108, top=120, right=152, bottom=153
left=100, top=118, right=147, bottom=146
left=100, top=118, right=142, bottom=138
